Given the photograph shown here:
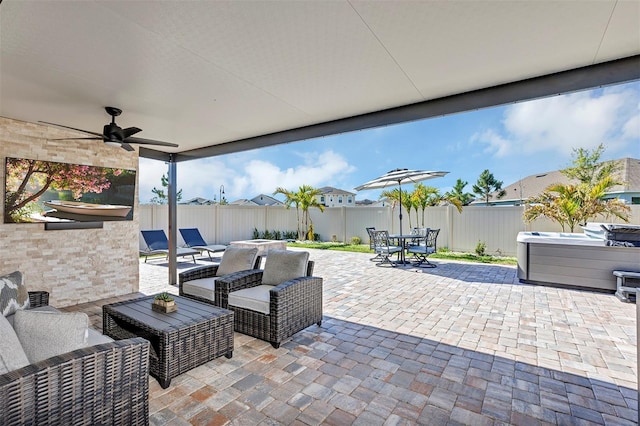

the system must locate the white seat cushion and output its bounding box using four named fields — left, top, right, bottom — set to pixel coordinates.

left=217, top=247, right=259, bottom=276
left=261, top=250, right=309, bottom=285
left=0, top=314, right=30, bottom=374
left=87, top=328, right=114, bottom=346
left=182, top=277, right=218, bottom=302
left=228, top=285, right=275, bottom=315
